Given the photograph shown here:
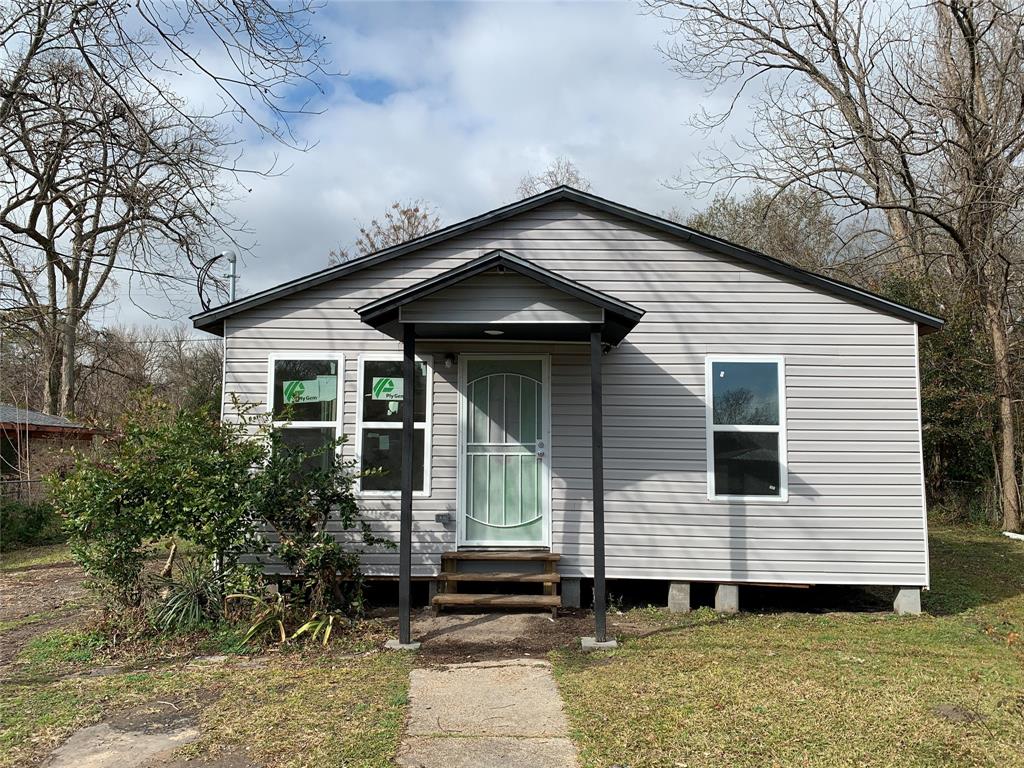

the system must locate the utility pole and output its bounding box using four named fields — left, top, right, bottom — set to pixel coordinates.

left=218, top=250, right=237, bottom=302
